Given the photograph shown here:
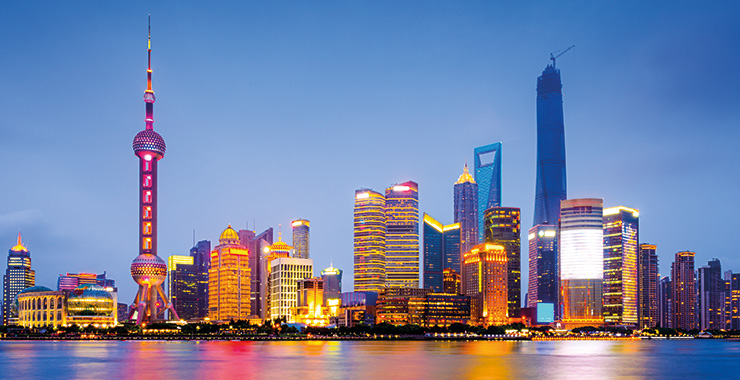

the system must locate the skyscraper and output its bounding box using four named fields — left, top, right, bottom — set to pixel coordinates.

left=128, top=19, right=179, bottom=324
left=559, top=198, right=603, bottom=325
left=321, top=264, right=343, bottom=304
left=527, top=225, right=558, bottom=308
left=384, top=181, right=420, bottom=288
left=639, top=244, right=659, bottom=328
left=422, top=213, right=460, bottom=292
left=269, top=257, right=313, bottom=322
left=462, top=243, right=508, bottom=326
left=354, top=189, right=386, bottom=293
left=602, top=206, right=639, bottom=326
left=725, top=271, right=740, bottom=330
left=474, top=143, right=502, bottom=242
left=208, top=225, right=251, bottom=320
left=533, top=63, right=567, bottom=227
left=3, top=233, right=35, bottom=325
left=167, top=255, right=198, bottom=321
left=671, top=251, right=697, bottom=330
left=261, top=233, right=291, bottom=319
left=247, top=228, right=272, bottom=318
left=484, top=207, right=521, bottom=319
left=658, top=276, right=672, bottom=328
left=698, top=258, right=724, bottom=330
left=292, top=219, right=310, bottom=259
left=454, top=163, right=478, bottom=256
left=189, top=239, right=211, bottom=320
